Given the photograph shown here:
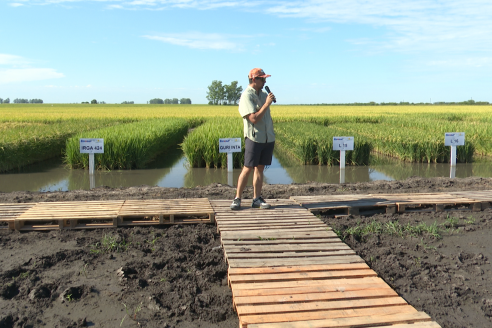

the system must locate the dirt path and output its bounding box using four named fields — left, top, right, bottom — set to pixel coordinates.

left=1, top=176, right=492, bottom=327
